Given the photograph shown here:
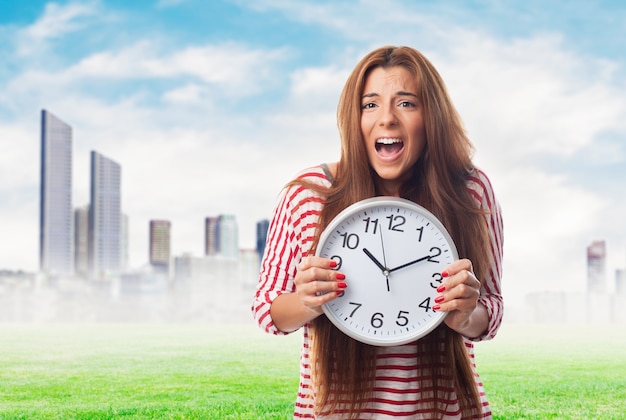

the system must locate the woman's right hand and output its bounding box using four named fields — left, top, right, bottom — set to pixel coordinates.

left=270, top=255, right=348, bottom=333
left=294, top=255, right=348, bottom=316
